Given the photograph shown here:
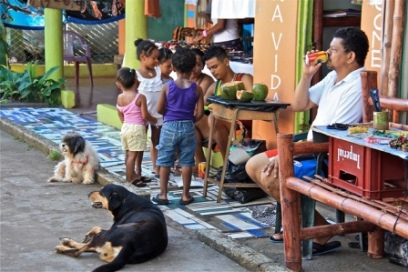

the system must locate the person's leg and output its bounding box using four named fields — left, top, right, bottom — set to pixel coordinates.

left=246, top=152, right=334, bottom=245
left=181, top=166, right=193, bottom=201
left=194, top=116, right=209, bottom=164
left=211, top=117, right=230, bottom=159
left=150, top=125, right=161, bottom=174
left=245, top=152, right=281, bottom=201
left=134, top=151, right=143, bottom=176
left=154, top=122, right=175, bottom=203
left=178, top=122, right=196, bottom=203
left=194, top=127, right=206, bottom=163
left=125, top=150, right=137, bottom=182
left=134, top=151, right=143, bottom=177
left=158, top=166, right=171, bottom=198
